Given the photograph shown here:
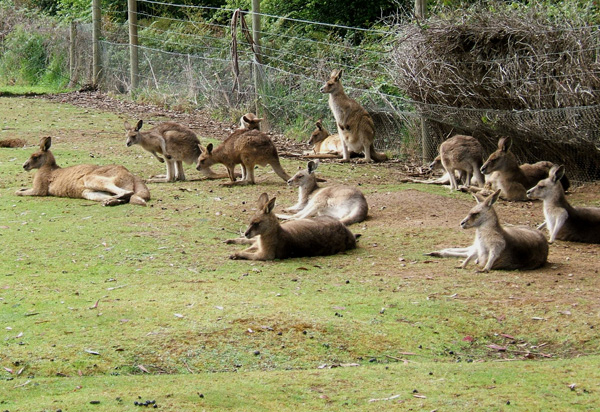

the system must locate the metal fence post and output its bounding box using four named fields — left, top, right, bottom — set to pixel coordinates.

left=92, top=0, right=101, bottom=85
left=128, top=0, right=139, bottom=92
